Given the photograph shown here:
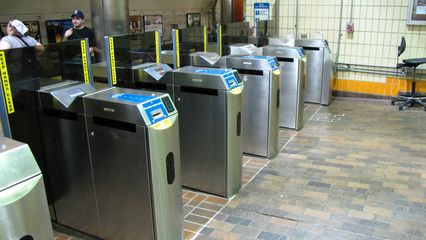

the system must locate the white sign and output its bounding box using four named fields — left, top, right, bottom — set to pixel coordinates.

left=254, top=3, right=270, bottom=22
